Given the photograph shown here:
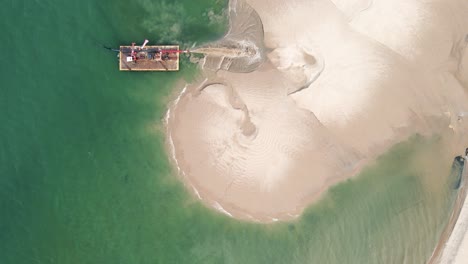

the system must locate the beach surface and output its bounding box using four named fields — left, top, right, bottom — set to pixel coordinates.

left=166, top=0, right=468, bottom=221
